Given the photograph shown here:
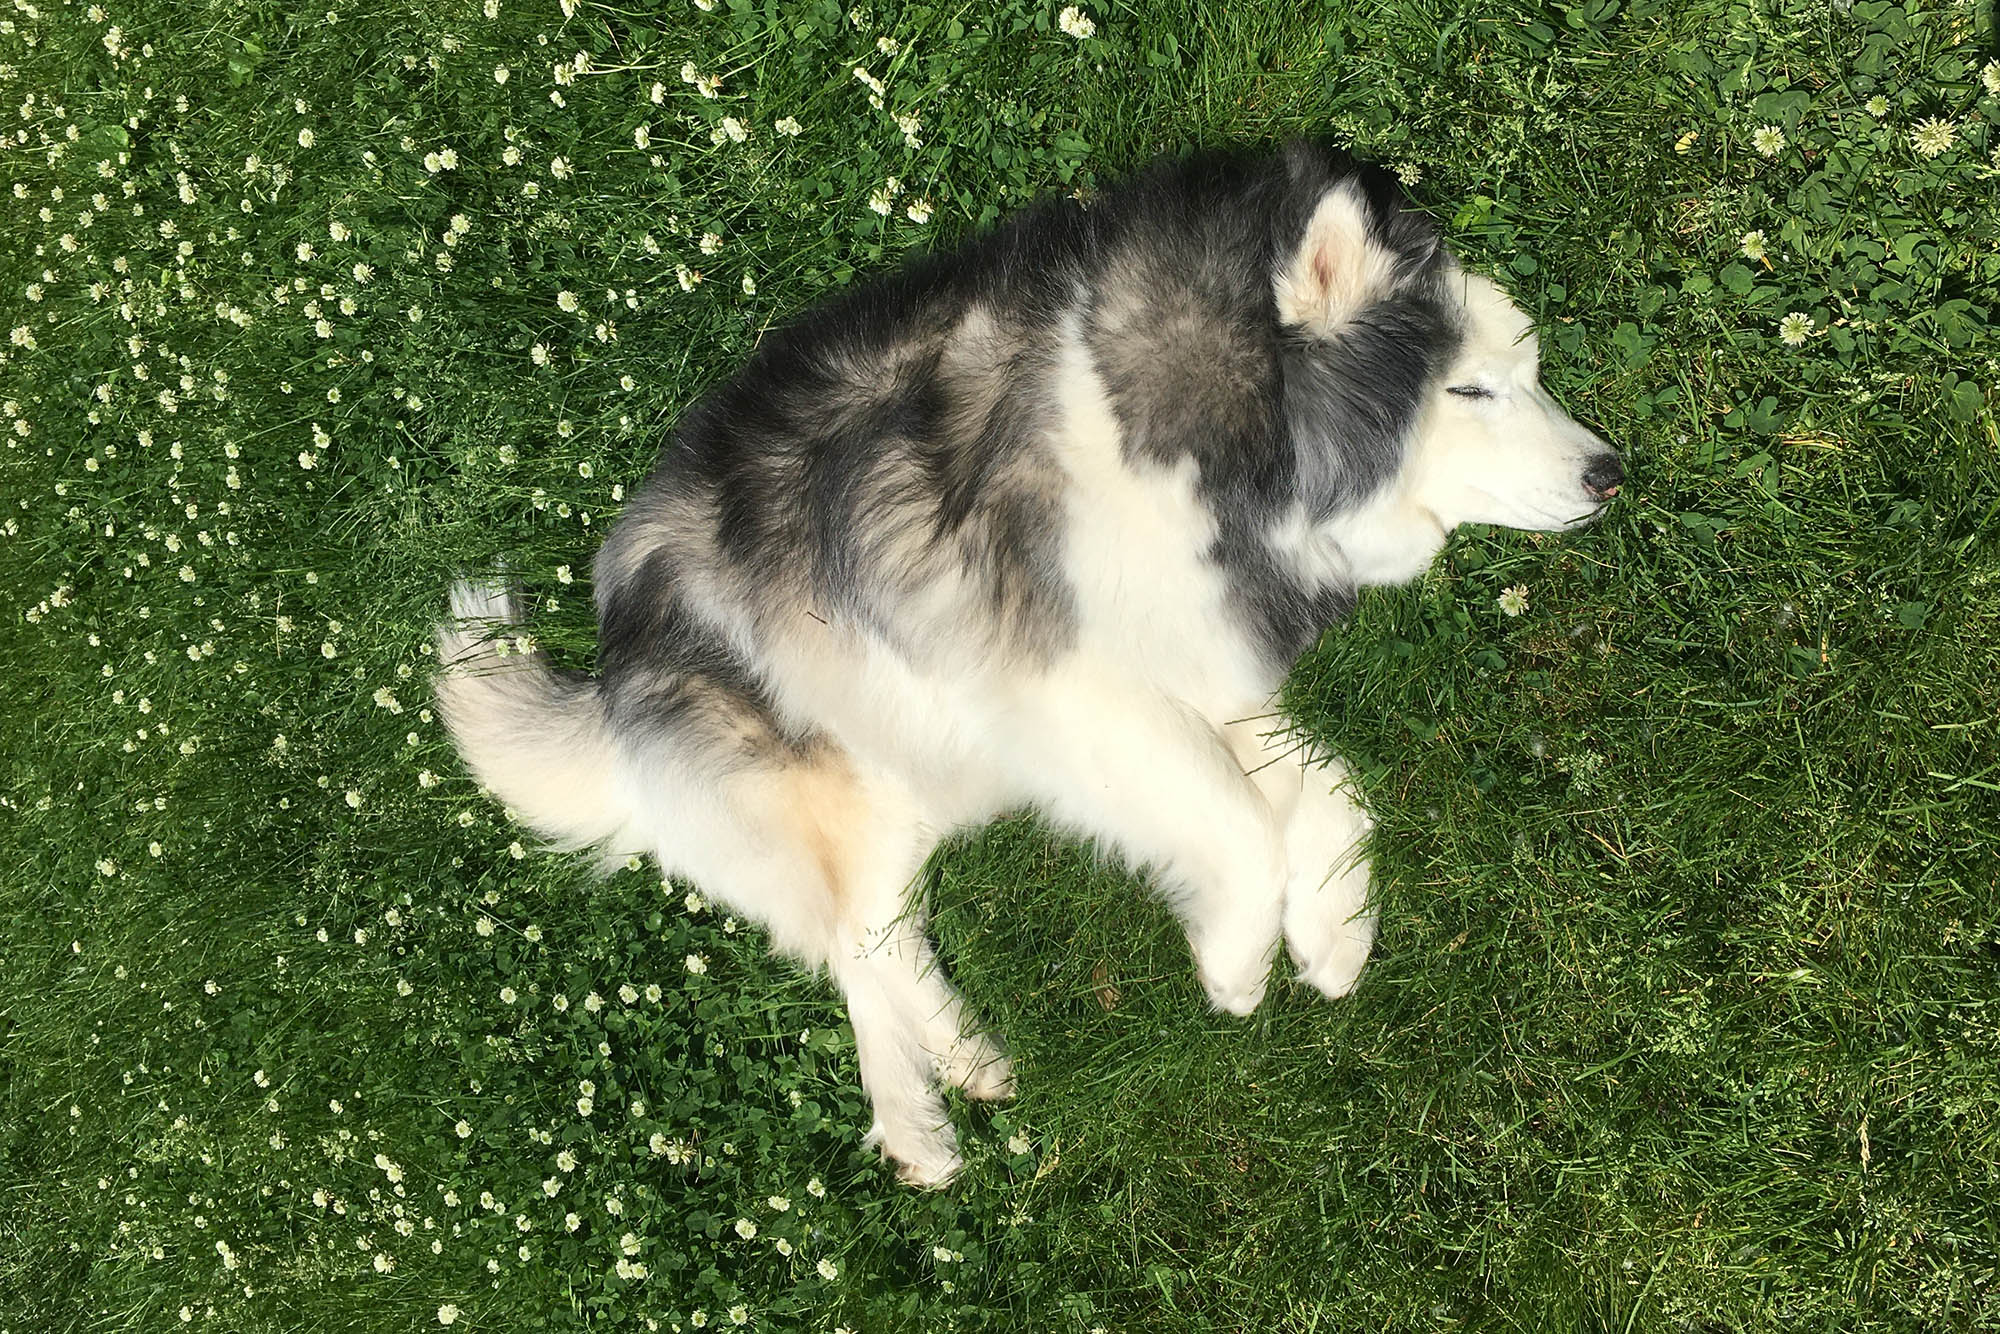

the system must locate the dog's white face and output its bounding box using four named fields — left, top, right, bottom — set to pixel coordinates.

left=1274, top=182, right=1622, bottom=588
left=1413, top=269, right=1623, bottom=533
